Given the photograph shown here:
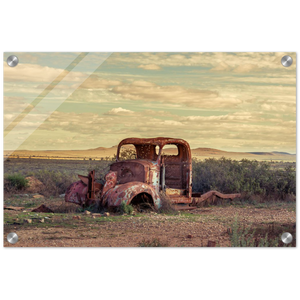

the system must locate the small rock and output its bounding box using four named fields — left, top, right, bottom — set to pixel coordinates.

left=92, top=216, right=96, bottom=219
left=92, top=213, right=102, bottom=217
left=33, top=194, right=44, bottom=199
left=25, top=176, right=44, bottom=193
left=187, top=234, right=193, bottom=238
left=104, top=212, right=110, bottom=217
left=73, top=216, right=81, bottom=220
left=84, top=210, right=91, bottom=215
left=4, top=206, right=25, bottom=211
left=39, top=218, right=45, bottom=223
left=59, top=194, right=65, bottom=198
left=207, top=241, right=216, bottom=247
left=32, top=204, right=54, bottom=213
left=24, top=219, right=32, bottom=224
